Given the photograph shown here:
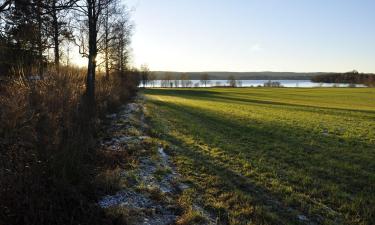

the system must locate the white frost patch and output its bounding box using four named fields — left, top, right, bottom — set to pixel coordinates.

left=158, top=147, right=169, bottom=163
left=97, top=98, right=183, bottom=224
left=98, top=190, right=152, bottom=209
left=139, top=136, right=150, bottom=140
left=192, top=204, right=218, bottom=225
left=177, top=183, right=190, bottom=191
left=126, top=103, right=140, bottom=113
left=117, top=136, right=134, bottom=142
left=297, top=214, right=309, bottom=221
